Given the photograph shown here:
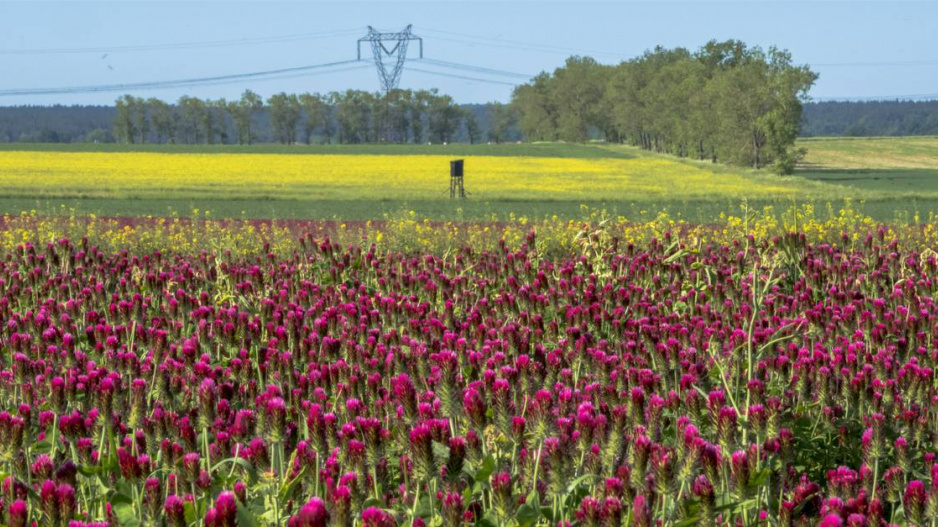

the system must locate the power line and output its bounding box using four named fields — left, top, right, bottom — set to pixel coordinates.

left=418, top=27, right=626, bottom=59
left=423, top=34, right=609, bottom=59
left=404, top=66, right=521, bottom=86
left=421, top=27, right=938, bottom=70
left=416, top=58, right=533, bottom=79
left=0, top=60, right=366, bottom=96
left=0, top=28, right=363, bottom=55
left=89, top=64, right=374, bottom=94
